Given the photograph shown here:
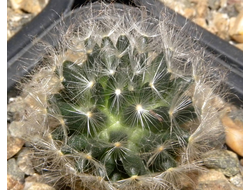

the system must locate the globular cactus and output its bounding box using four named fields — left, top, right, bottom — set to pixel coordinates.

left=9, top=2, right=226, bottom=190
